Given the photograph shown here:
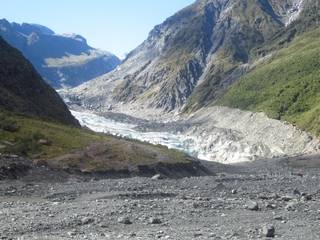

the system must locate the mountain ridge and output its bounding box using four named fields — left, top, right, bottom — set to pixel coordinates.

left=0, top=19, right=121, bottom=88
left=68, top=0, right=313, bottom=117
